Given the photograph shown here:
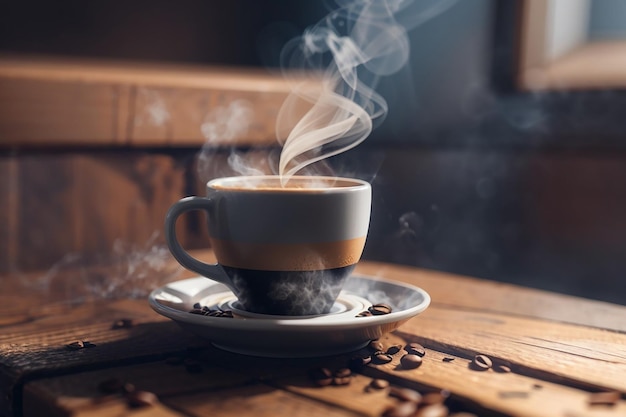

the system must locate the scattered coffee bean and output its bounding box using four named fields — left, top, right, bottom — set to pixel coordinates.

left=309, top=367, right=333, bottom=386
left=66, top=340, right=95, bottom=350
left=66, top=340, right=85, bottom=350
left=111, top=318, right=133, bottom=329
left=97, top=378, right=124, bottom=394
left=348, top=355, right=372, bottom=371
left=442, top=357, right=455, bottom=362
left=532, top=383, right=543, bottom=390
left=374, top=352, right=393, bottom=364
left=369, top=303, right=393, bottom=315
left=369, top=340, right=385, bottom=351
left=405, top=342, right=426, bottom=357
left=126, top=390, right=158, bottom=408
left=201, top=306, right=211, bottom=312
left=400, top=354, right=422, bottom=369
left=588, top=391, right=620, bottom=406
left=471, top=355, right=492, bottom=371
left=414, top=403, right=449, bottom=417
left=333, top=376, right=352, bottom=386
left=189, top=309, right=205, bottom=315
left=495, top=365, right=511, bottom=373
left=356, top=310, right=373, bottom=317
left=369, top=379, right=390, bottom=390
left=388, top=387, right=422, bottom=403
left=382, top=401, right=417, bottom=417
left=386, top=345, right=402, bottom=355
left=193, top=302, right=202, bottom=309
